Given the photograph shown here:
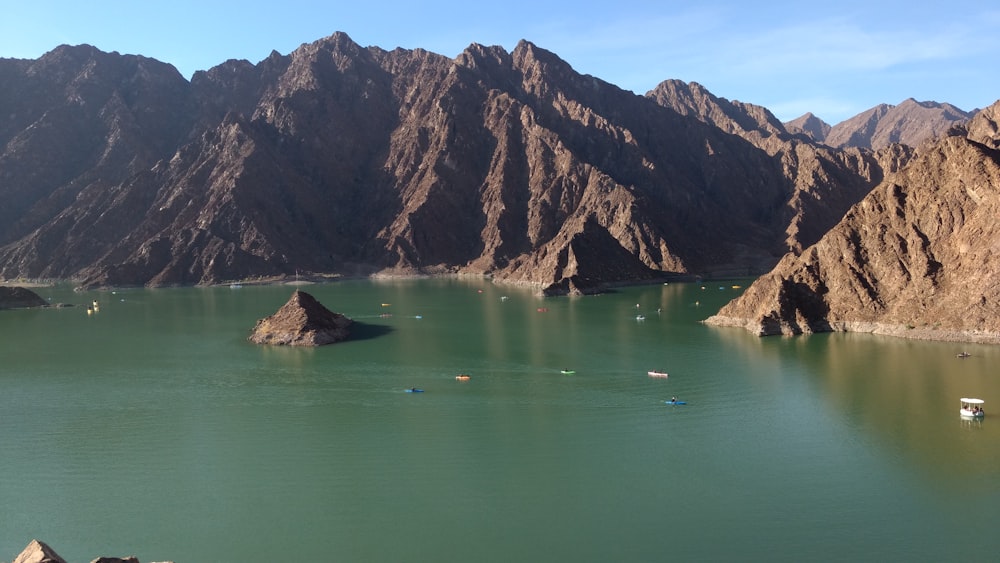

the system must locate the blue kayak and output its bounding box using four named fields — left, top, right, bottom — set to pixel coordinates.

left=664, top=400, right=687, bottom=405
left=406, top=388, right=424, bottom=393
